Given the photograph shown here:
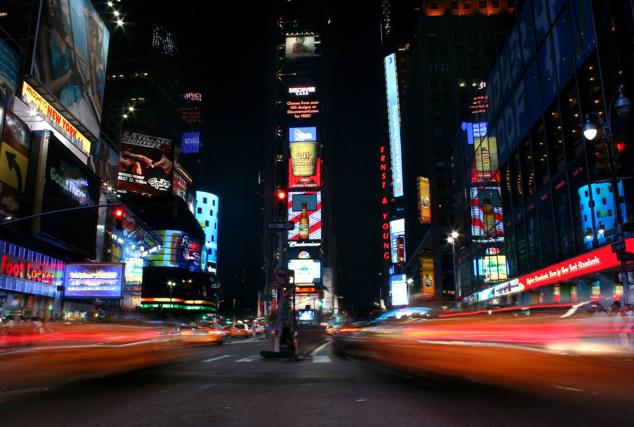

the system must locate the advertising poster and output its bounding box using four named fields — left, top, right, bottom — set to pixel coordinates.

left=117, top=131, right=173, bottom=195
left=285, top=36, right=316, bottom=58
left=288, top=259, right=321, bottom=285
left=64, top=263, right=124, bottom=299
left=180, top=131, right=200, bottom=154
left=470, top=187, right=504, bottom=240
left=145, top=230, right=201, bottom=272
left=390, top=274, right=408, bottom=306
left=417, top=177, right=431, bottom=224
left=32, top=0, right=110, bottom=138
left=286, top=99, right=320, bottom=119
left=288, top=191, right=322, bottom=242
left=173, top=169, right=189, bottom=202
left=419, top=254, right=435, bottom=299
left=384, top=53, right=404, bottom=197
left=389, top=219, right=406, bottom=264
left=41, top=135, right=99, bottom=257
left=474, top=255, right=508, bottom=283
left=0, top=110, right=30, bottom=218
left=124, top=257, right=144, bottom=284
left=0, top=38, right=20, bottom=103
